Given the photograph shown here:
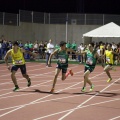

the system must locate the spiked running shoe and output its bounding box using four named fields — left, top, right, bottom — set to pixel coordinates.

left=107, top=78, right=112, bottom=83
left=27, top=78, right=31, bottom=87
left=81, top=87, right=86, bottom=92
left=69, top=69, right=73, bottom=76
left=50, top=88, right=54, bottom=93
left=13, top=86, right=19, bottom=92
left=89, top=85, right=94, bottom=92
